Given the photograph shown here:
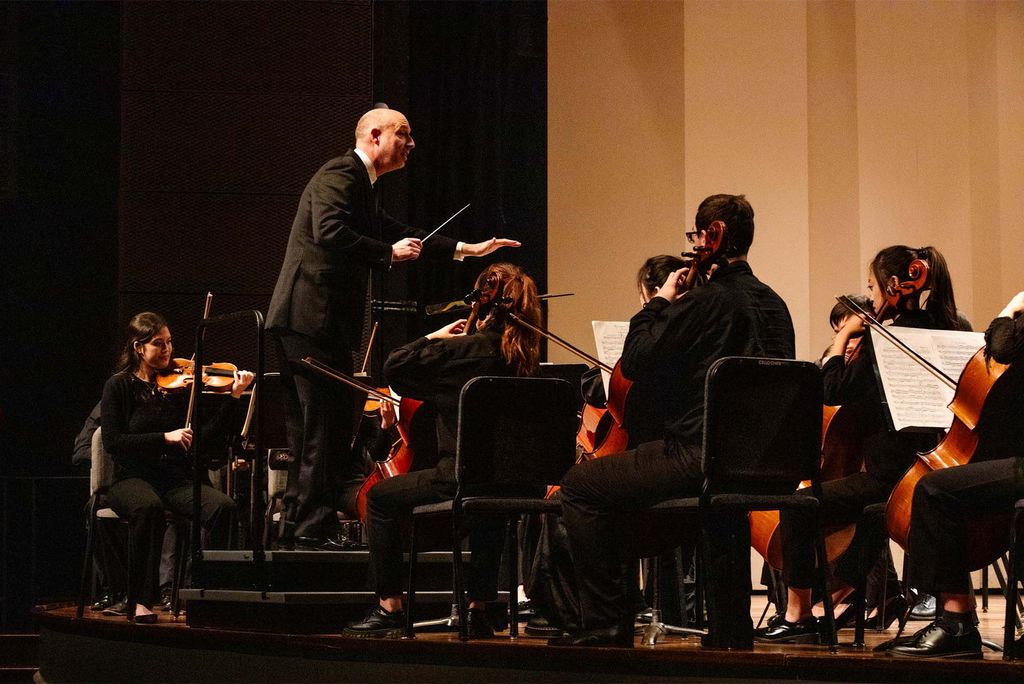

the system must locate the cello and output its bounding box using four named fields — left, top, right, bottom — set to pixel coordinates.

left=833, top=297, right=1016, bottom=570
left=299, top=357, right=423, bottom=525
